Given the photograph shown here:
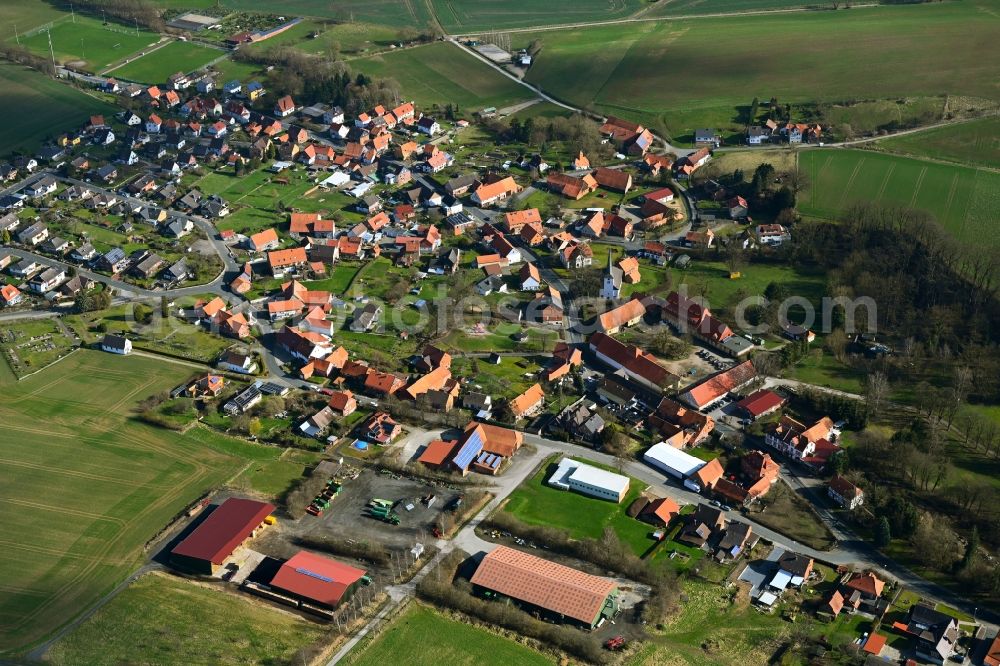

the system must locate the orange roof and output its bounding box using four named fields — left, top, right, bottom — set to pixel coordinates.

left=681, top=360, right=756, bottom=409
left=862, top=633, right=887, bottom=655
left=417, top=439, right=460, bottom=466
left=504, top=208, right=542, bottom=231
left=827, top=590, right=845, bottom=615
left=470, top=545, right=617, bottom=625
left=466, top=421, right=523, bottom=457
left=402, top=366, right=452, bottom=401
left=509, top=383, right=545, bottom=417
left=267, top=298, right=304, bottom=315
left=268, top=247, right=308, bottom=268
left=276, top=95, right=295, bottom=112
left=472, top=176, right=520, bottom=204
left=249, top=227, right=279, bottom=249
left=199, top=296, right=226, bottom=318
left=643, top=497, right=680, bottom=524
left=0, top=284, right=21, bottom=302
left=597, top=298, right=646, bottom=332
left=617, top=256, right=641, bottom=282
left=691, top=458, right=724, bottom=488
